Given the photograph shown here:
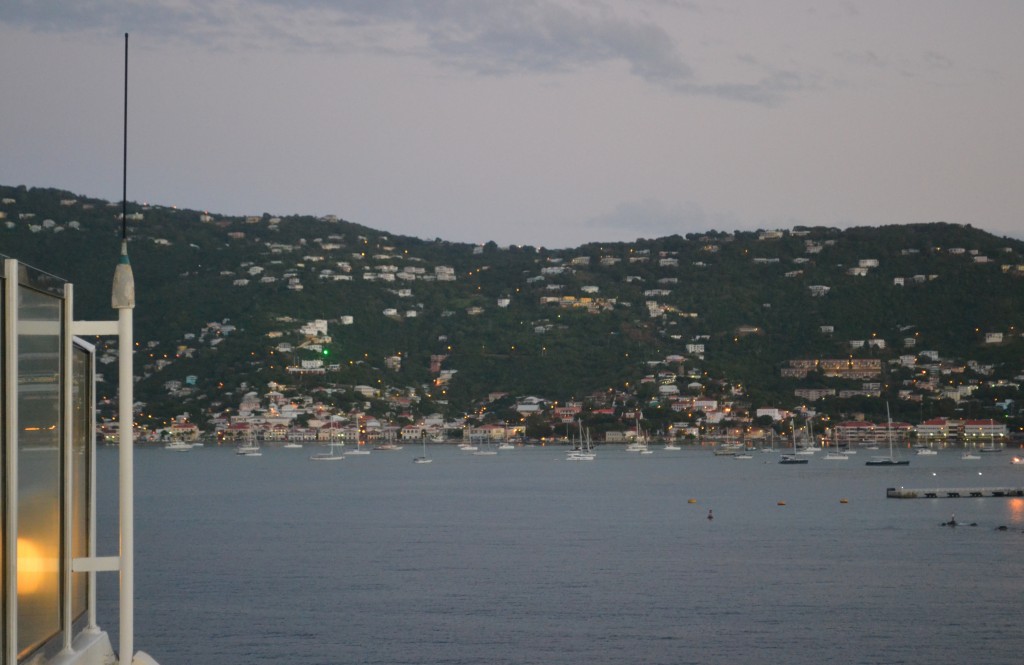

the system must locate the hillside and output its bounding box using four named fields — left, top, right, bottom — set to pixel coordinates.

left=3, top=183, right=1024, bottom=433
